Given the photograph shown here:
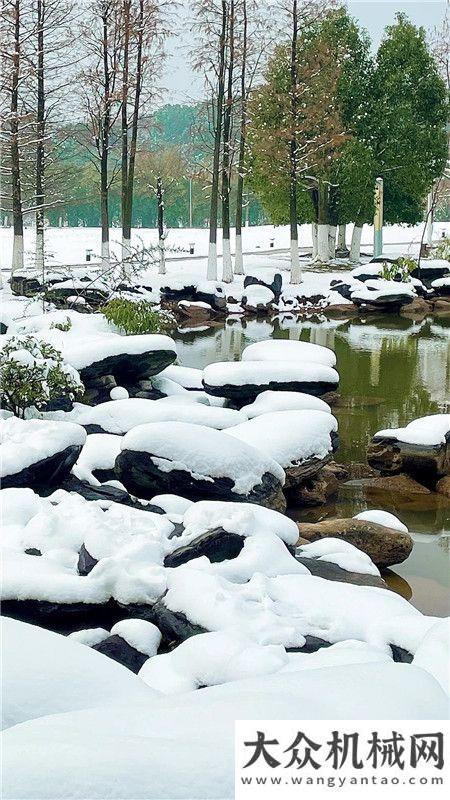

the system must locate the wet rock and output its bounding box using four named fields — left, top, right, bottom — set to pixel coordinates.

left=297, top=518, right=413, bottom=568
left=295, top=555, right=388, bottom=589
left=177, top=301, right=216, bottom=323
left=432, top=298, right=450, bottom=316
left=400, top=297, right=433, bottom=319
left=344, top=463, right=378, bottom=480
left=436, top=476, right=450, bottom=499
left=367, top=433, right=450, bottom=485
left=286, top=467, right=339, bottom=506
left=362, top=473, right=431, bottom=496
left=164, top=527, right=245, bottom=568
left=322, top=302, right=359, bottom=318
